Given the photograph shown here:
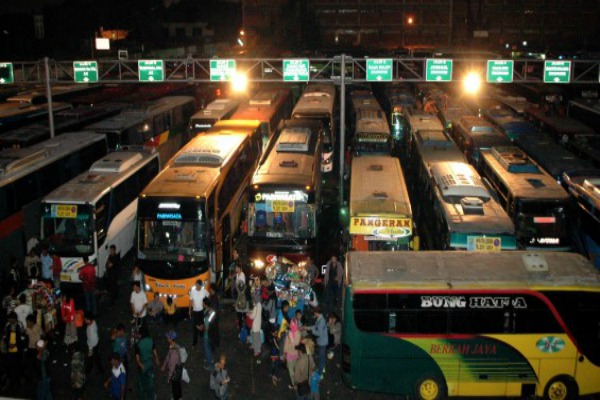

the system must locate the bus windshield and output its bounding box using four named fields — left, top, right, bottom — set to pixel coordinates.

left=516, top=200, right=568, bottom=239
left=248, top=200, right=316, bottom=239
left=137, top=218, right=208, bottom=262
left=41, top=204, right=94, bottom=256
